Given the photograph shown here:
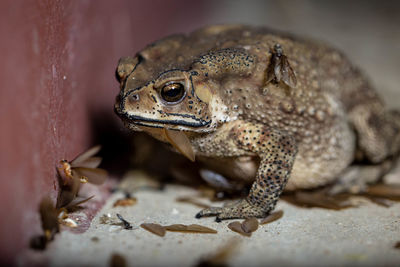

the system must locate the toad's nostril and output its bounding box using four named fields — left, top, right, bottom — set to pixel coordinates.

left=130, top=94, right=140, bottom=101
